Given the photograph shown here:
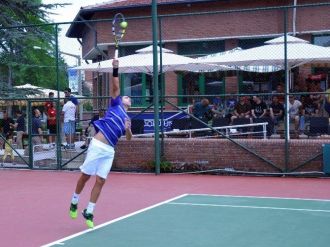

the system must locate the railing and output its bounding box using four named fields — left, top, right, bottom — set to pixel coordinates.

left=133, top=122, right=268, bottom=139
